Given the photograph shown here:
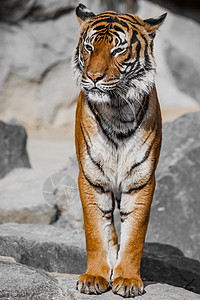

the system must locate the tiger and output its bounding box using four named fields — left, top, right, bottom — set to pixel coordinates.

left=72, top=3, right=166, bottom=298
